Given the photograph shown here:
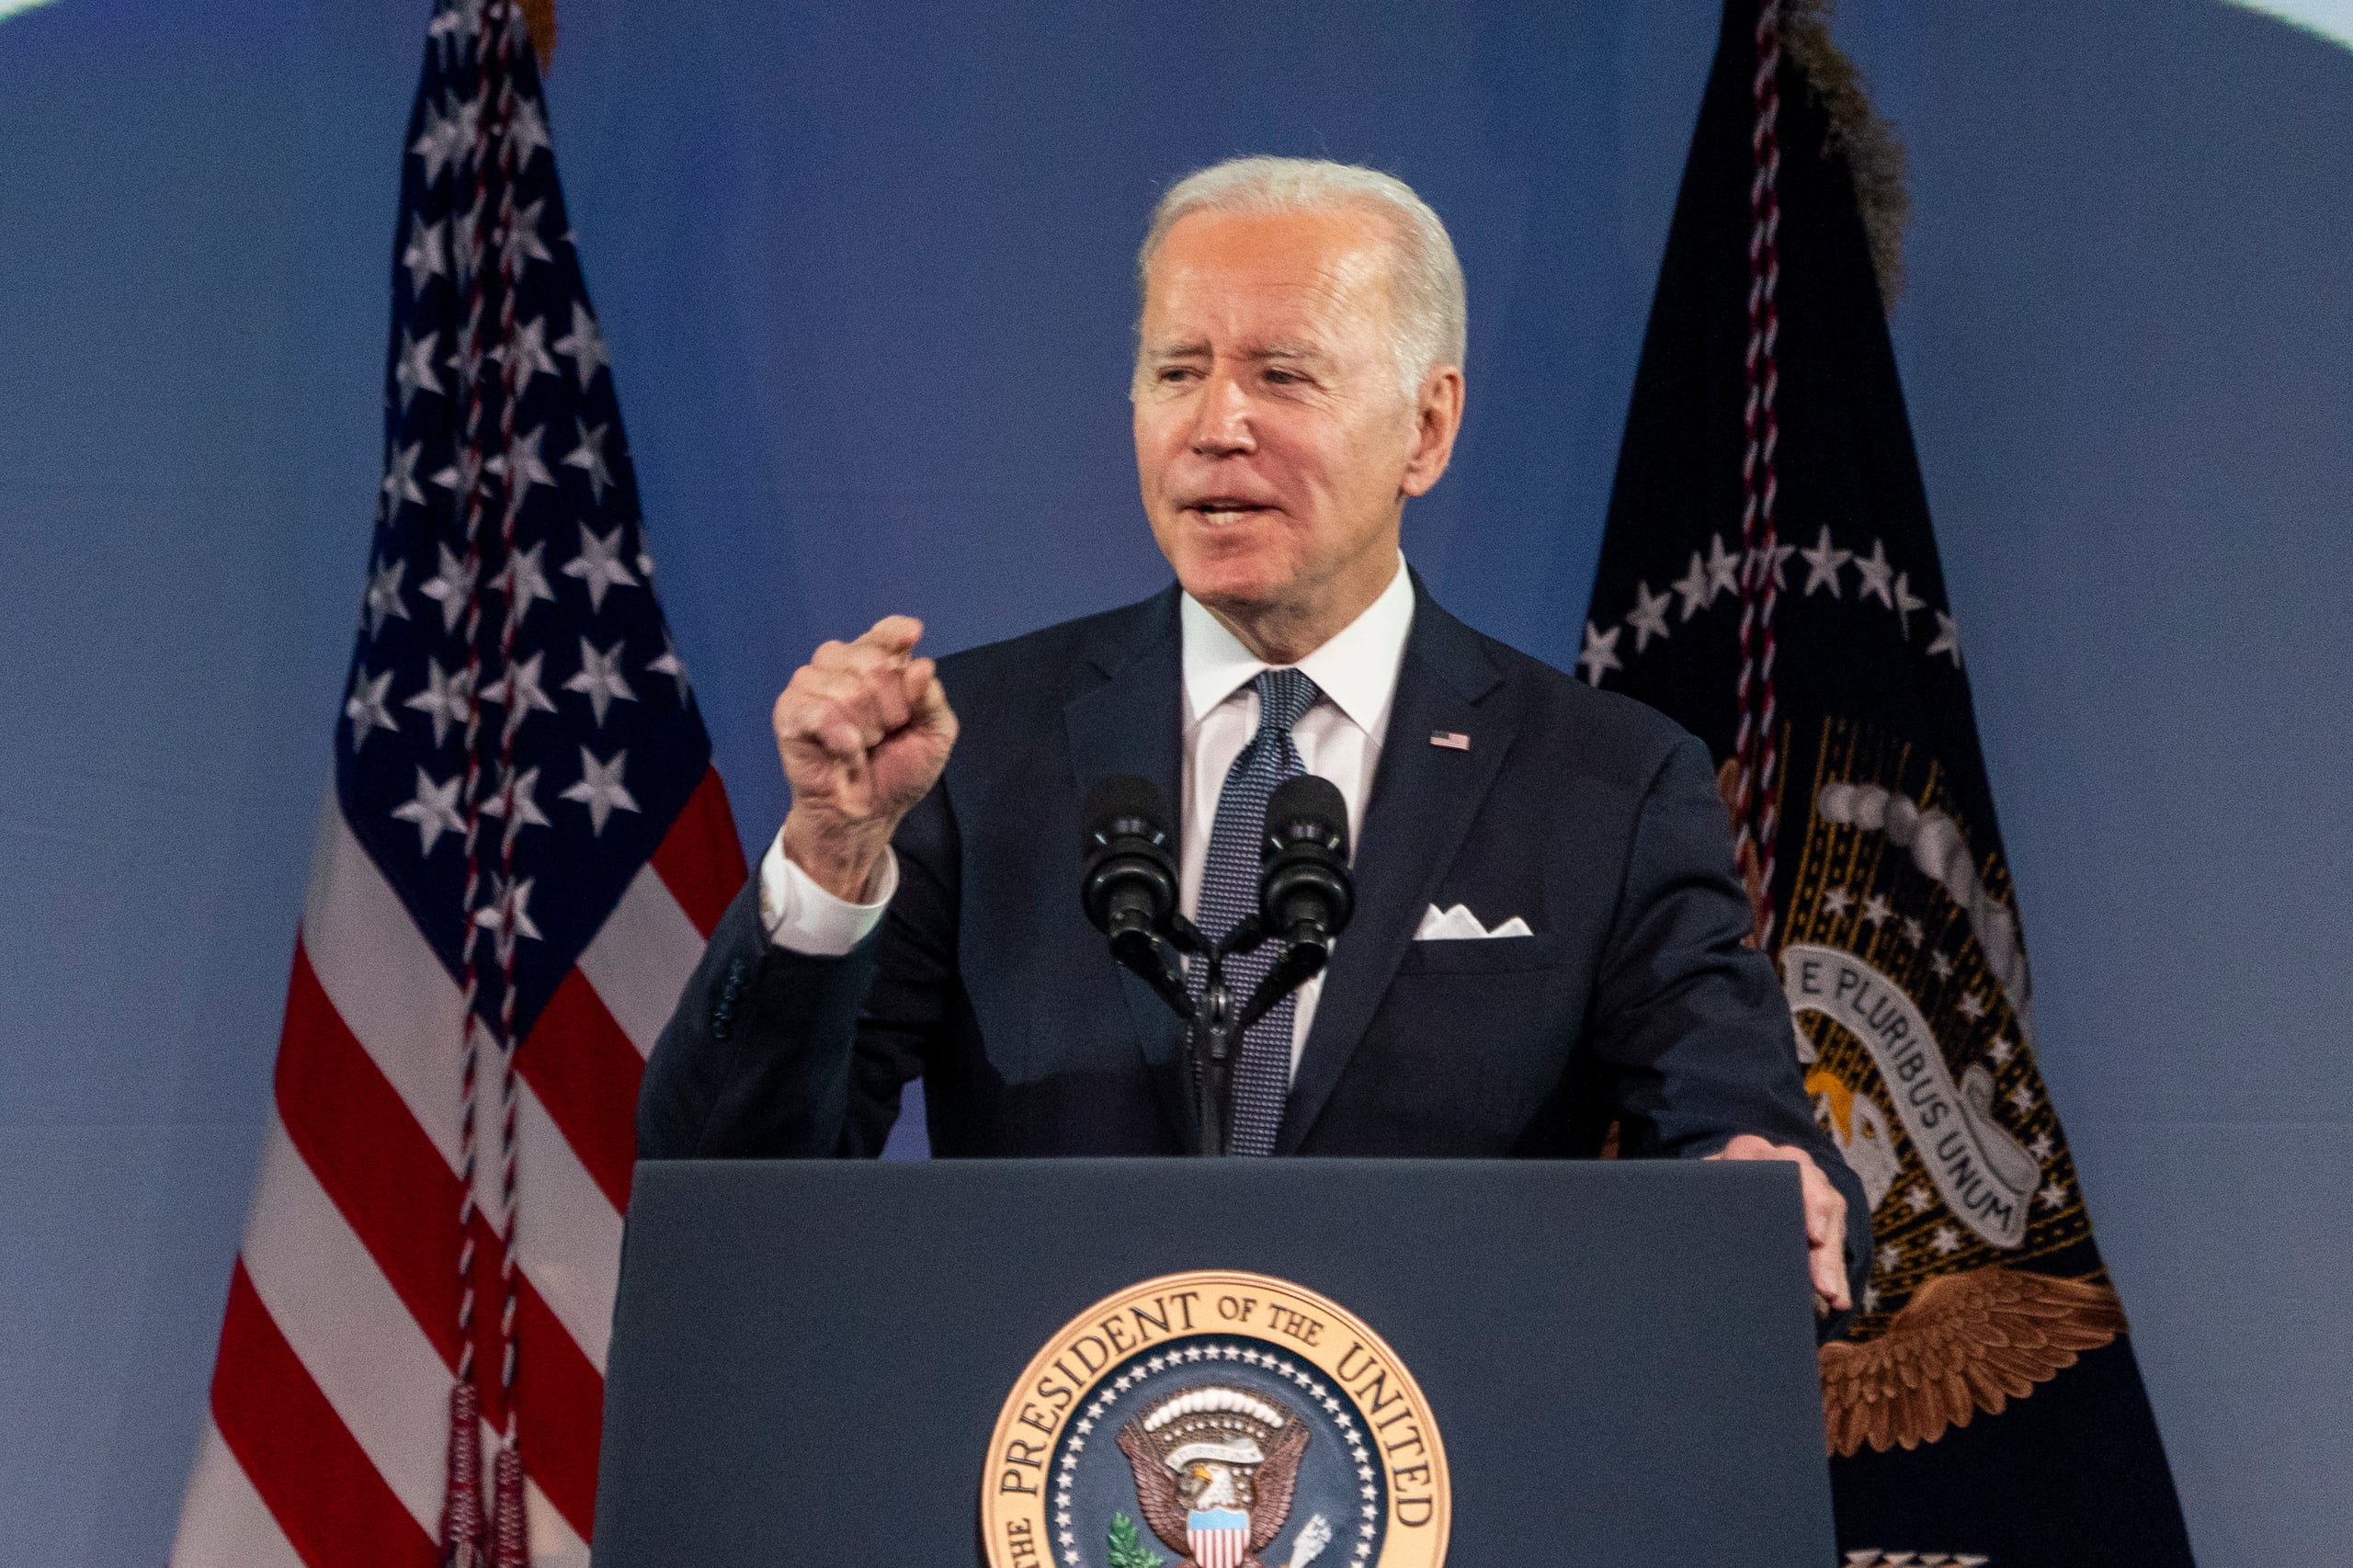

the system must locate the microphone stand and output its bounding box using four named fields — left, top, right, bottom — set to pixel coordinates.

left=1108, top=915, right=1334, bottom=1157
